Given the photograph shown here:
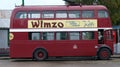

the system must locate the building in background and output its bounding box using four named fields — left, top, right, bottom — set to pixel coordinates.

left=0, top=10, right=11, bottom=56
